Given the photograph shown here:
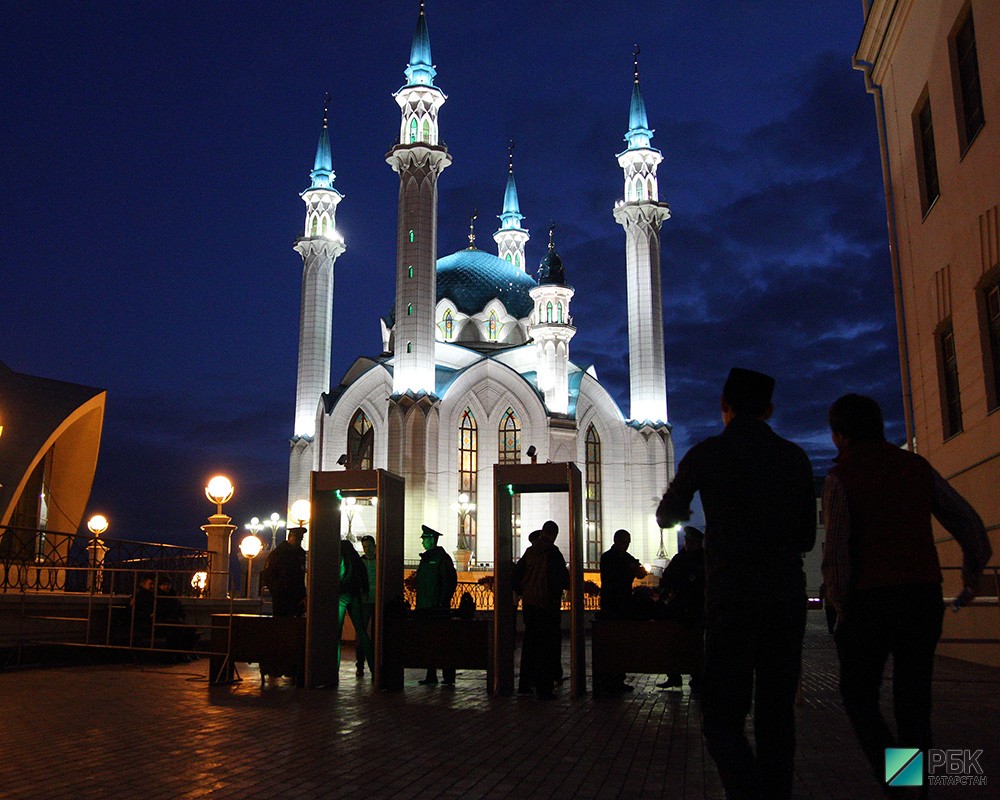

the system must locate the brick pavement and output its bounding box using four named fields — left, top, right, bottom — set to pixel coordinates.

left=2, top=614, right=997, bottom=800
